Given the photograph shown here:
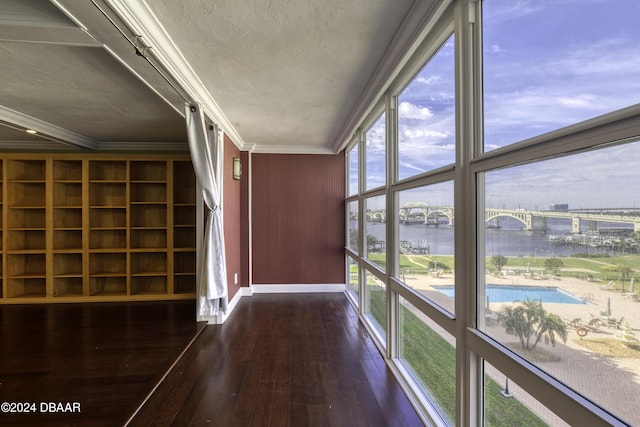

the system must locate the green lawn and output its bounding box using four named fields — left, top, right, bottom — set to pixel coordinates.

left=369, top=290, right=547, bottom=426
left=369, top=252, right=639, bottom=283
